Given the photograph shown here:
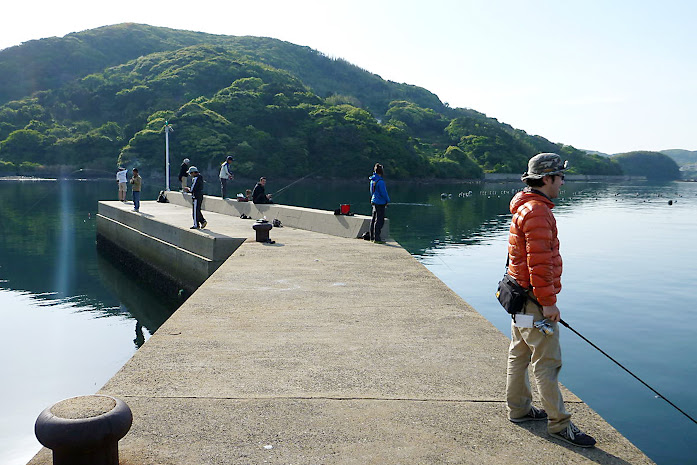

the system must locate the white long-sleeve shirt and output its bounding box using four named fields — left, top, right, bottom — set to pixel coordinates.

left=219, top=162, right=233, bottom=179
